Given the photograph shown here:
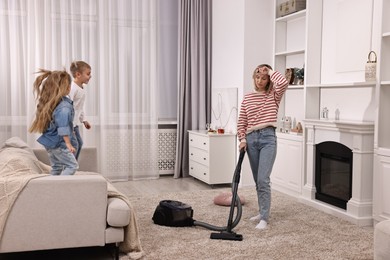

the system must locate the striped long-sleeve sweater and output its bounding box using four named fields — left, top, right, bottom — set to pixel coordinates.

left=237, top=70, right=288, bottom=142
